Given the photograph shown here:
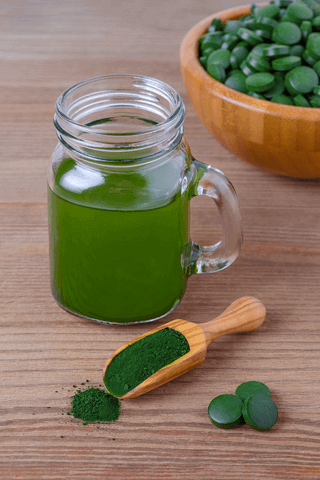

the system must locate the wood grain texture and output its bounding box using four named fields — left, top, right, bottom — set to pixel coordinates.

left=1, top=0, right=320, bottom=479
left=180, top=4, right=320, bottom=178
